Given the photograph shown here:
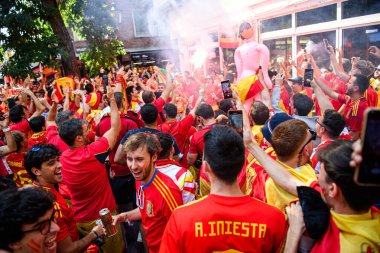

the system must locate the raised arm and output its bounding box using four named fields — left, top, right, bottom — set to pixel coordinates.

left=310, top=79, right=334, bottom=114
left=328, top=45, right=349, bottom=82
left=314, top=75, right=339, bottom=101
left=160, top=64, right=175, bottom=102
left=102, top=87, right=121, bottom=149
left=20, top=88, right=45, bottom=119
left=189, top=86, right=205, bottom=117
left=0, top=116, right=17, bottom=156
